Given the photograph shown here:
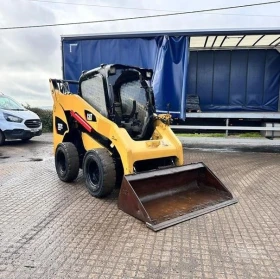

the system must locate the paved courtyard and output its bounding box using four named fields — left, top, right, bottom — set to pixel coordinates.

left=0, top=135, right=279, bottom=279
